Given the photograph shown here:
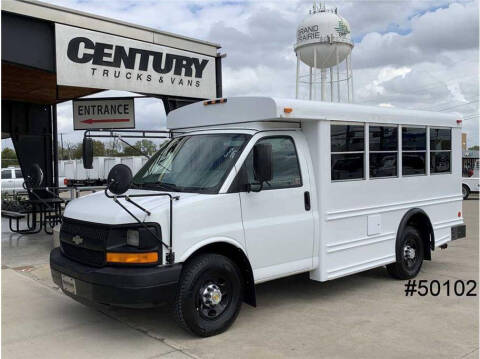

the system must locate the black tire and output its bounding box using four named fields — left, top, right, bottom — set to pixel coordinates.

left=462, top=184, right=470, bottom=200
left=174, top=253, right=243, bottom=337
left=387, top=226, right=424, bottom=279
